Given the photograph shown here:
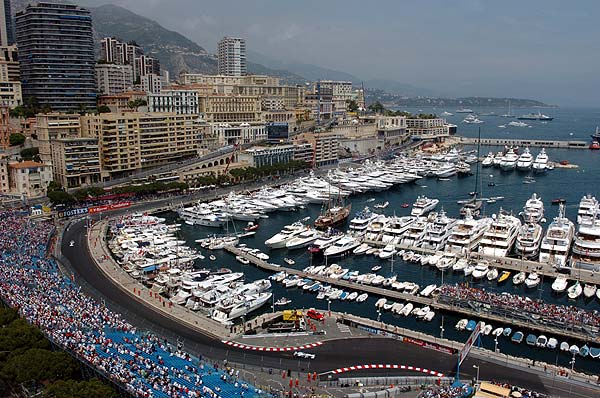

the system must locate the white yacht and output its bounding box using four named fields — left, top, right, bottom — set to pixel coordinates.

left=551, top=275, right=568, bottom=293
left=500, top=151, right=519, bottom=171
left=514, top=222, right=543, bottom=259
left=446, top=210, right=493, bottom=255
left=521, top=193, right=544, bottom=223
left=492, top=151, right=504, bottom=167
left=324, top=236, right=360, bottom=257
left=516, top=148, right=534, bottom=170
left=481, top=152, right=494, bottom=167
left=401, top=217, right=429, bottom=247
left=265, top=222, right=306, bottom=248
left=421, top=210, right=458, bottom=251
left=577, top=194, right=599, bottom=224
left=211, top=292, right=273, bottom=325
left=411, top=196, right=440, bottom=217
left=478, top=212, right=521, bottom=257
left=435, top=163, right=457, bottom=178
left=532, top=149, right=549, bottom=173
left=539, top=205, right=575, bottom=270
left=348, top=207, right=379, bottom=234
left=472, top=262, right=490, bottom=279
left=178, top=203, right=229, bottom=227
left=285, top=229, right=321, bottom=250
left=381, top=216, right=416, bottom=243
left=524, top=273, right=541, bottom=289
left=571, top=206, right=600, bottom=266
